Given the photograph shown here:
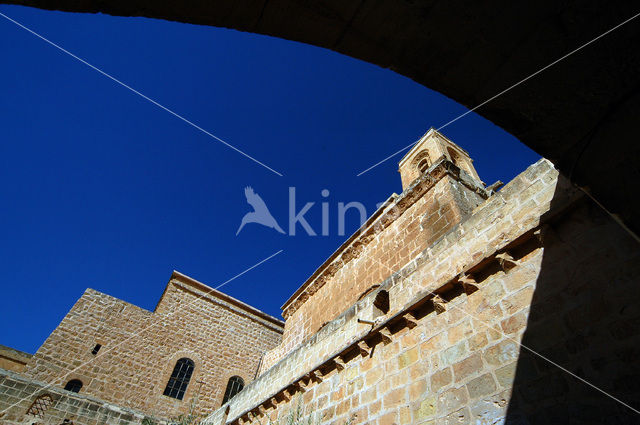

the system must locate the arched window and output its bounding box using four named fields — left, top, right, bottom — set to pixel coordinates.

left=163, top=358, right=194, bottom=400
left=63, top=379, right=82, bottom=393
left=414, top=152, right=431, bottom=174
left=447, top=147, right=462, bottom=167
left=373, top=290, right=390, bottom=316
left=417, top=158, right=430, bottom=173
left=222, top=376, right=244, bottom=404
left=26, top=394, right=53, bottom=418
left=447, top=146, right=474, bottom=176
